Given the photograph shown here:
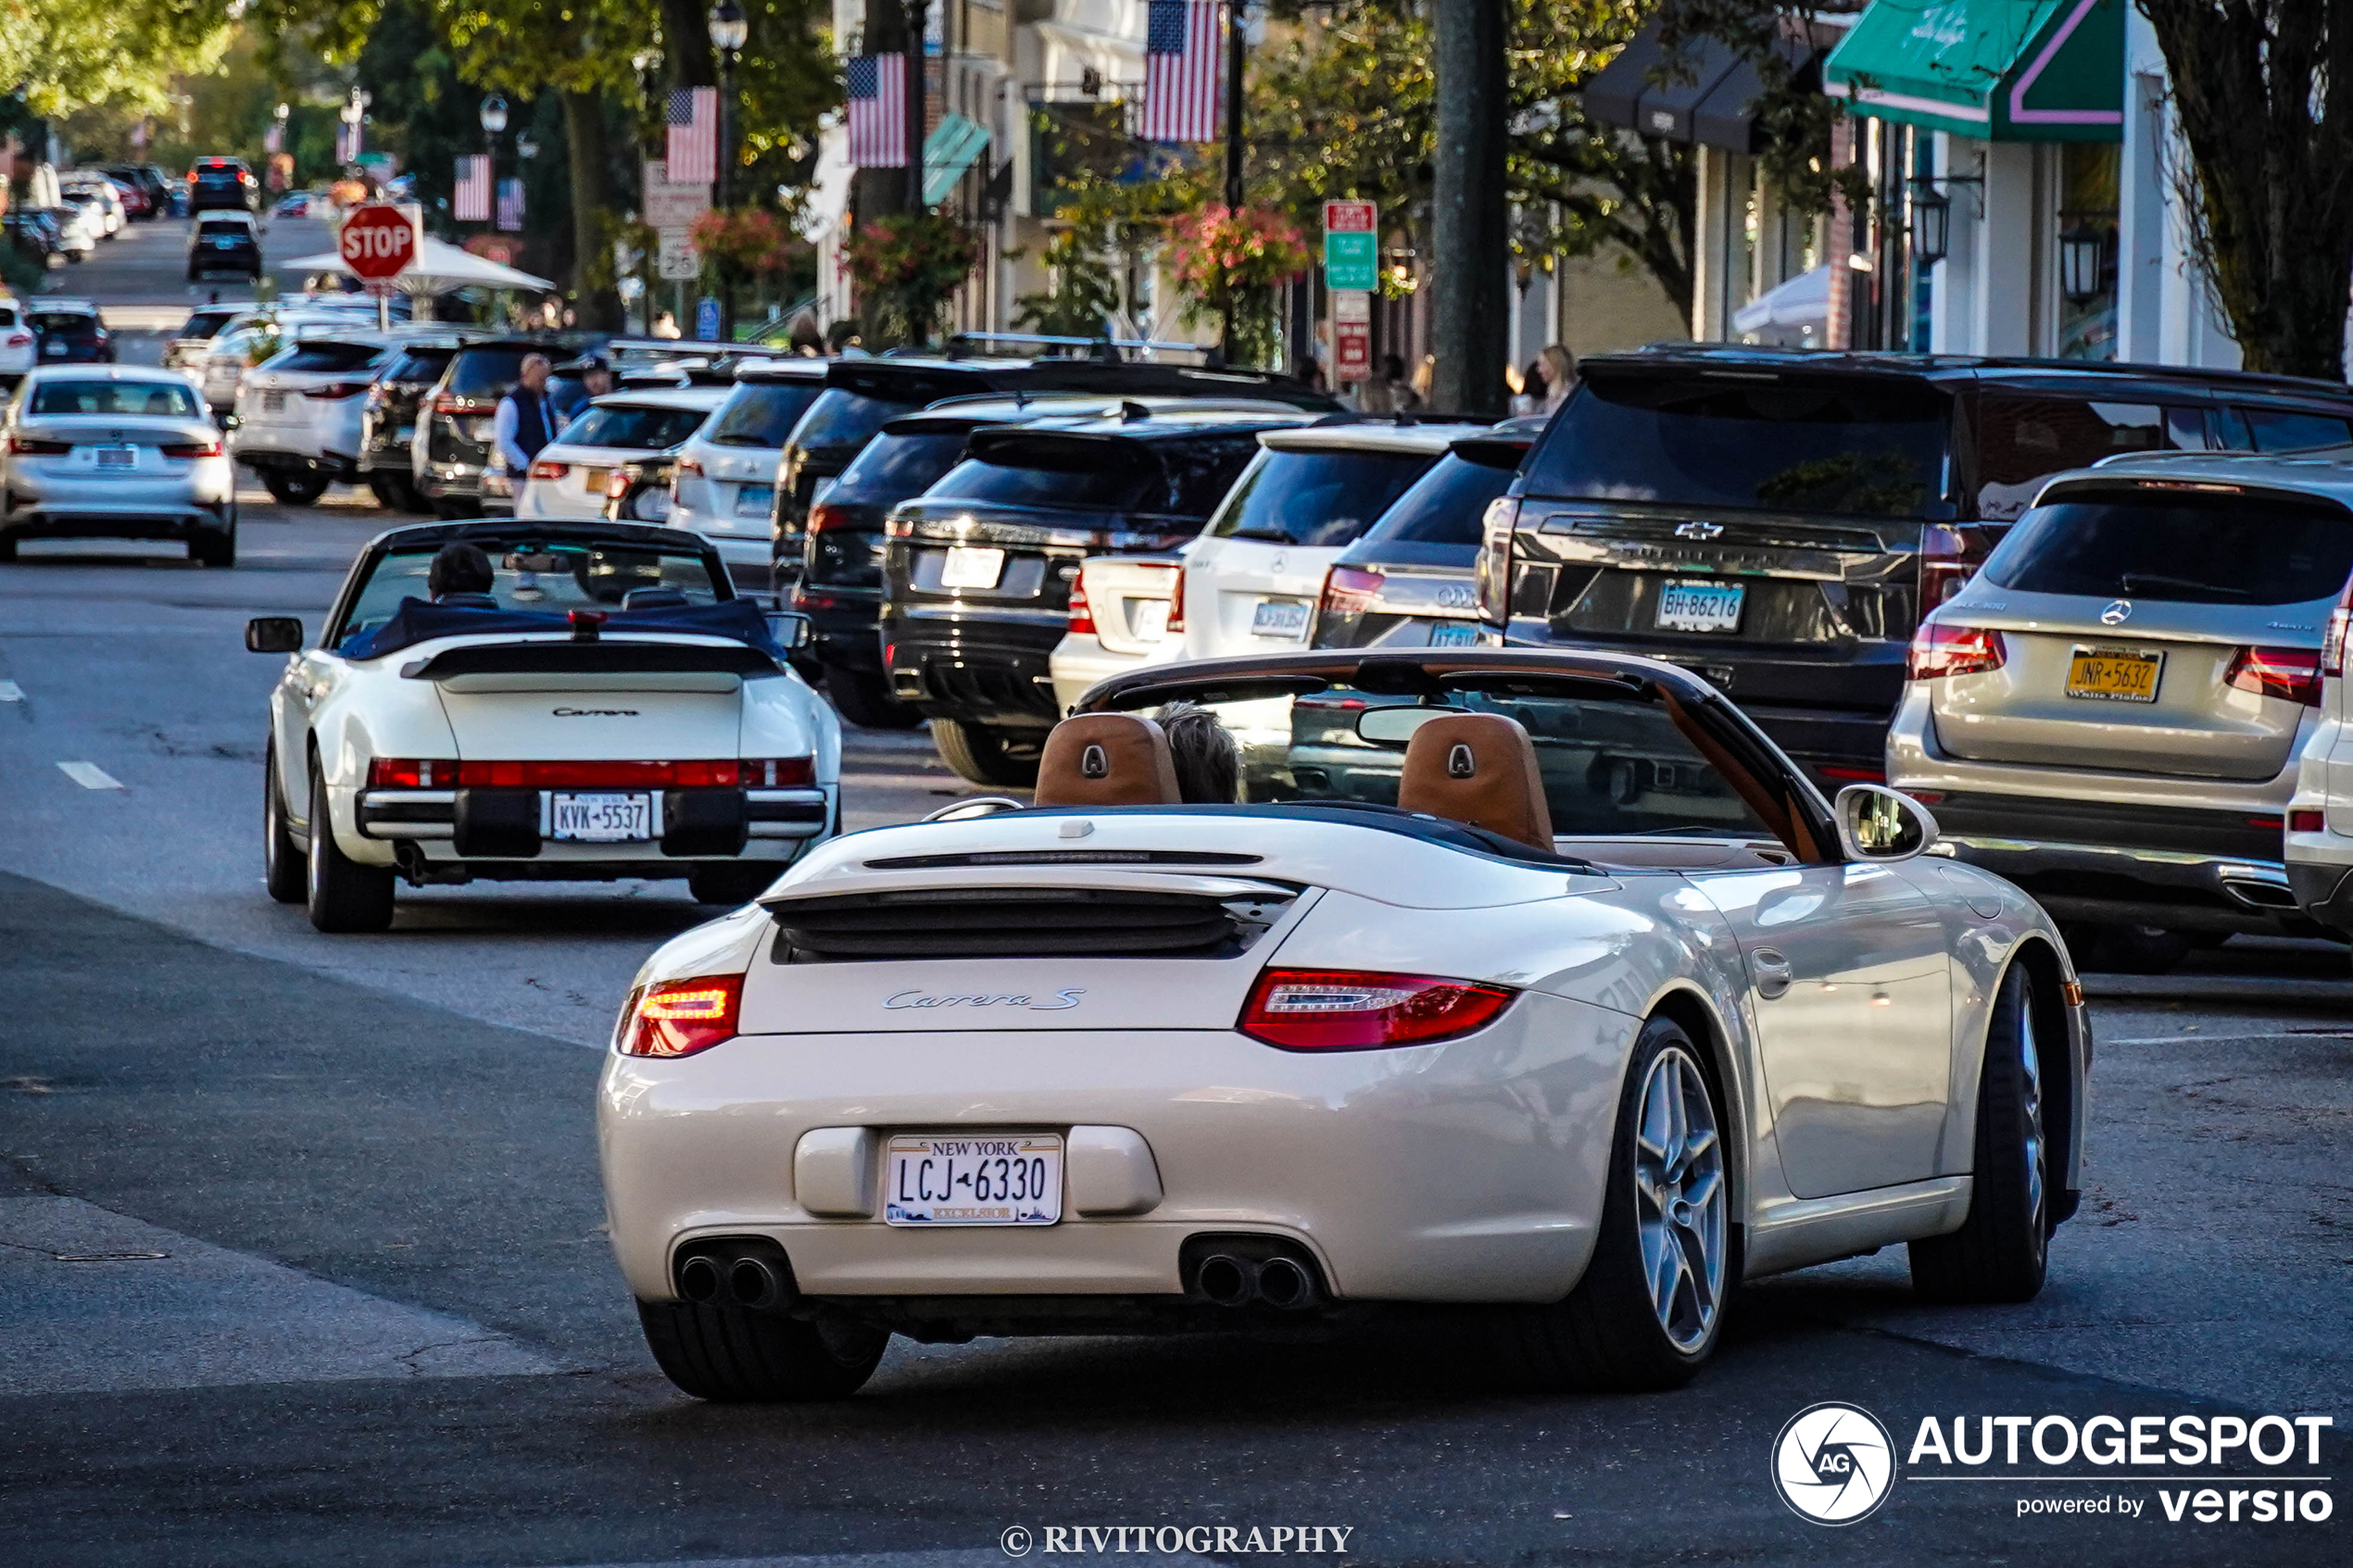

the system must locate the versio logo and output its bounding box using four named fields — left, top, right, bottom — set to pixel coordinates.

left=1773, top=1403, right=1897, bottom=1525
